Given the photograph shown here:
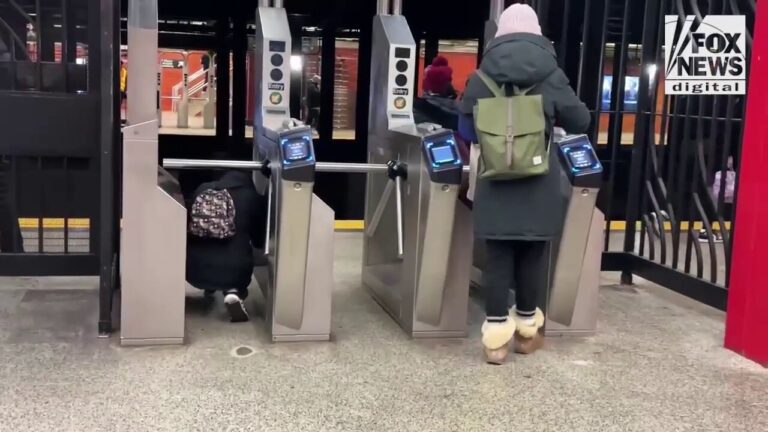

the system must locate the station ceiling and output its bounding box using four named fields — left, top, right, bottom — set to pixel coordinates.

left=125, top=0, right=489, bottom=33
left=120, top=0, right=645, bottom=51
